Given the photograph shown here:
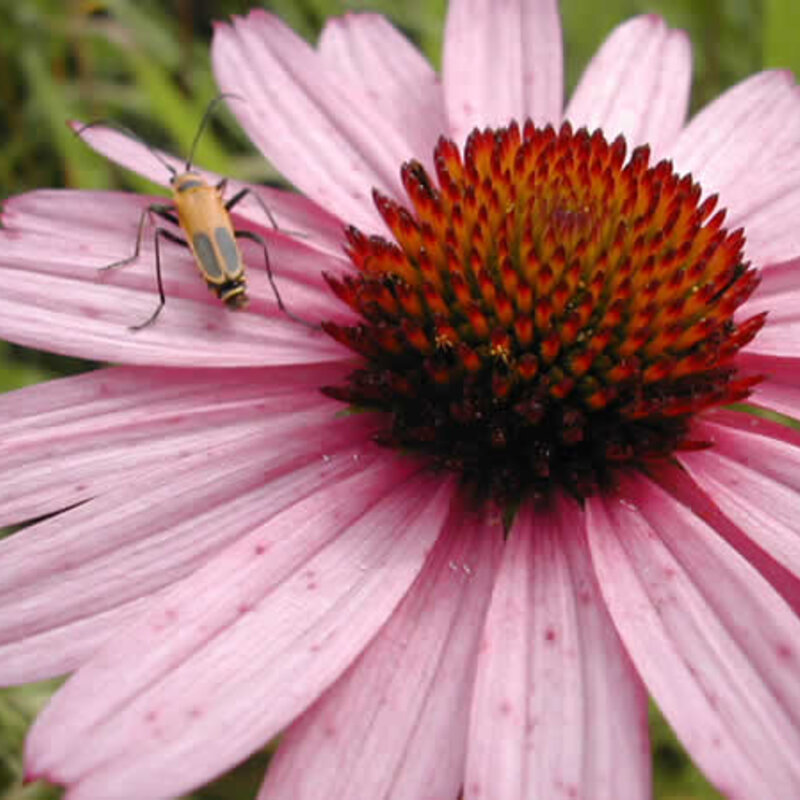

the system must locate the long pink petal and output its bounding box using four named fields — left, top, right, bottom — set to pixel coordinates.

left=733, top=184, right=800, bottom=268
left=259, top=498, right=501, bottom=800
left=734, top=256, right=800, bottom=357
left=566, top=15, right=691, bottom=159
left=730, top=273, right=800, bottom=364
left=26, top=467, right=454, bottom=800
left=742, top=256, right=800, bottom=319
left=71, top=123, right=349, bottom=257
left=0, top=192, right=346, bottom=366
left=740, top=312, right=800, bottom=359
left=737, top=351, right=800, bottom=419
left=316, top=13, right=447, bottom=175
left=669, top=71, right=800, bottom=266
left=672, top=411, right=800, bottom=593
left=4, top=187, right=348, bottom=306
left=0, top=411, right=376, bottom=685
left=1, top=406, right=357, bottom=601
left=648, top=454, right=800, bottom=624
left=0, top=364, right=347, bottom=527
left=465, top=495, right=650, bottom=800
left=1, top=416, right=258, bottom=530
left=0, top=360, right=343, bottom=436
left=212, top=11, right=413, bottom=233
left=587, top=472, right=800, bottom=799
left=443, top=0, right=563, bottom=145
left=0, top=598, right=149, bottom=684
left=670, top=71, right=800, bottom=205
